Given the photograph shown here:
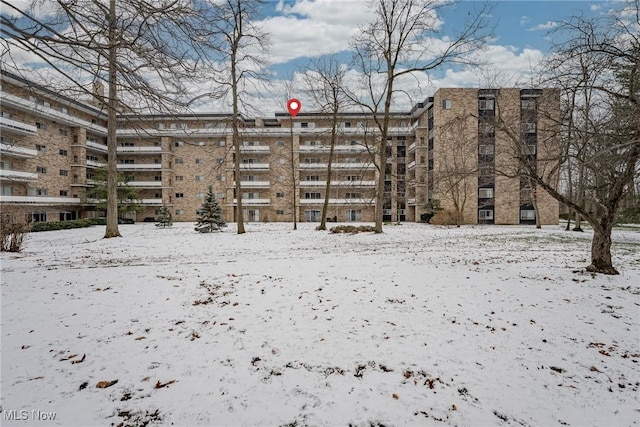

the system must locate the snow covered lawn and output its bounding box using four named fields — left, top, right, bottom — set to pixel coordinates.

left=1, top=222, right=639, bottom=426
